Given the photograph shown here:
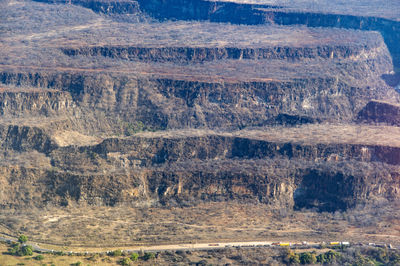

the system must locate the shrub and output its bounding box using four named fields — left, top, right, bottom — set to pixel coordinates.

left=143, top=252, right=155, bottom=260
left=367, top=247, right=388, bottom=263
left=124, top=121, right=145, bottom=136
left=20, top=245, right=33, bottom=256
left=9, top=244, right=33, bottom=256
left=111, top=249, right=123, bottom=256
left=352, top=255, right=376, bottom=266
left=299, top=252, right=317, bottom=264
left=8, top=246, right=19, bottom=255
left=18, top=235, right=28, bottom=244
left=120, top=257, right=132, bottom=265
left=317, top=250, right=340, bottom=264
left=34, top=254, right=44, bottom=261
left=290, top=253, right=300, bottom=264
left=130, top=252, right=139, bottom=261
left=316, top=253, right=325, bottom=264
left=281, top=248, right=299, bottom=264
